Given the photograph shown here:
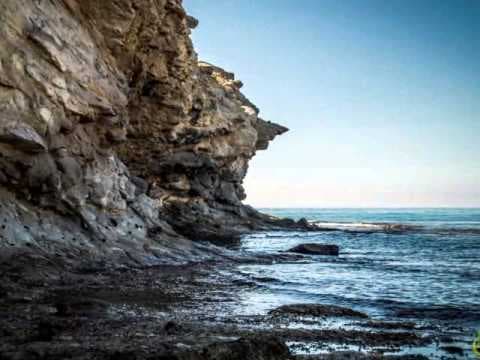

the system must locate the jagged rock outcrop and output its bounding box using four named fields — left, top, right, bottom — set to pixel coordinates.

left=0, top=0, right=300, bottom=260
